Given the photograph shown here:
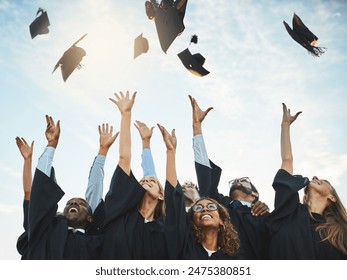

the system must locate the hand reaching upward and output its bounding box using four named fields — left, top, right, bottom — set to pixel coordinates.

left=45, top=115, right=60, bottom=148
